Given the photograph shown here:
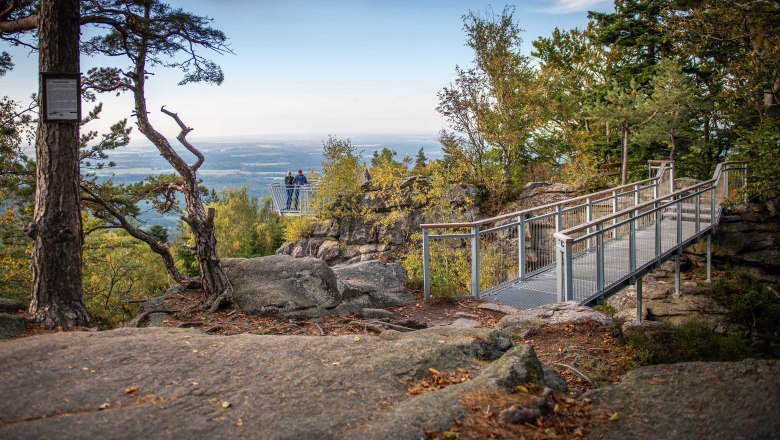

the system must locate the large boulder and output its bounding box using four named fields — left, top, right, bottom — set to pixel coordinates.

left=497, top=301, right=614, bottom=338
left=223, top=255, right=340, bottom=318
left=332, top=261, right=414, bottom=313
